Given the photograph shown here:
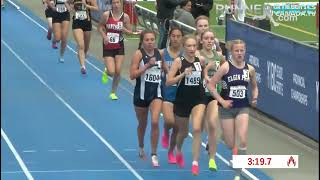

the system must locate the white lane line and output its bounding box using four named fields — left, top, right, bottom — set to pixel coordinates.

left=75, top=149, right=88, bottom=152
left=1, top=39, right=143, bottom=180
left=1, top=128, right=34, bottom=180
left=22, top=150, right=37, bottom=153
left=123, top=149, right=137, bottom=151
left=6, top=0, right=20, bottom=10
left=48, top=149, right=64, bottom=152
left=15, top=7, right=259, bottom=180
